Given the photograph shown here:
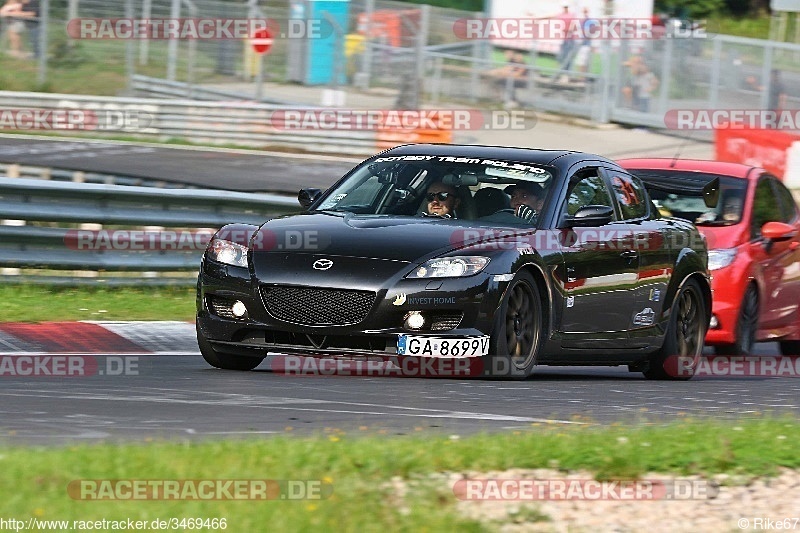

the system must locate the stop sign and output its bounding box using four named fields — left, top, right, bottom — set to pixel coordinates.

left=252, top=28, right=273, bottom=54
